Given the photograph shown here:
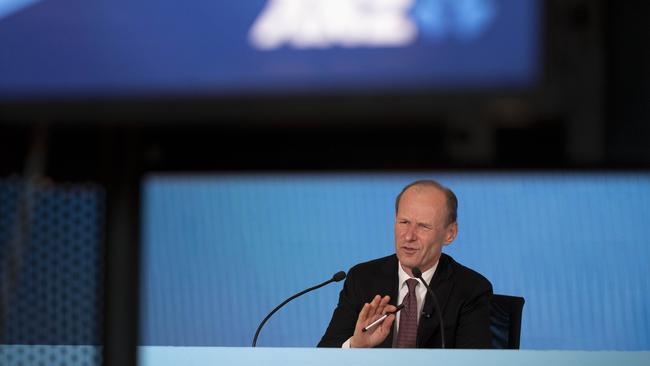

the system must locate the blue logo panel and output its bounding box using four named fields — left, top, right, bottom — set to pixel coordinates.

left=0, top=0, right=540, bottom=99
